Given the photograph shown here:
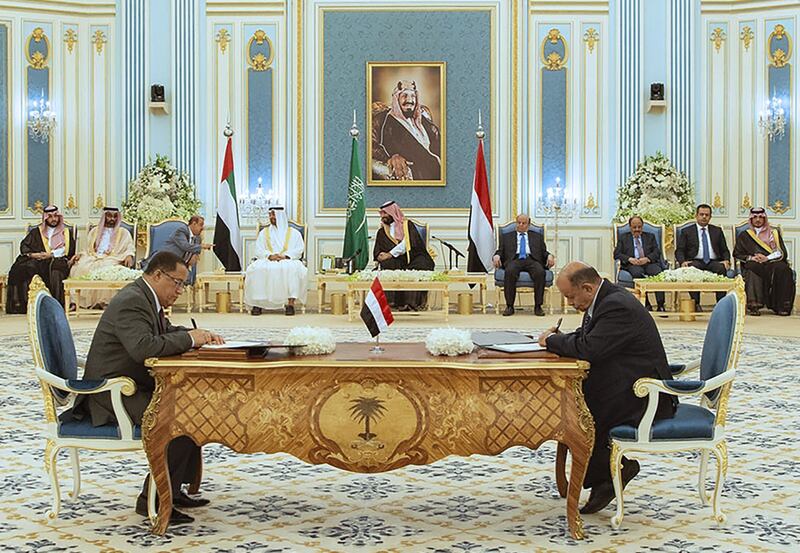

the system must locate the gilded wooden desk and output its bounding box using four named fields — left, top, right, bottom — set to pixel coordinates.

left=63, top=279, right=130, bottom=319
left=143, top=343, right=593, bottom=538
left=195, top=272, right=245, bottom=313
left=633, top=279, right=738, bottom=319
